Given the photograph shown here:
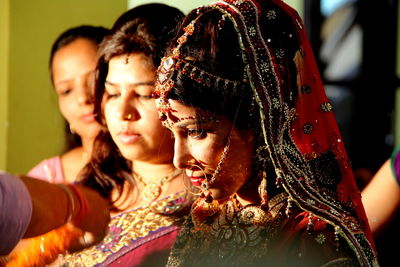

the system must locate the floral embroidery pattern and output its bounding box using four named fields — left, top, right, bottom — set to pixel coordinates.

left=63, top=192, right=186, bottom=266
